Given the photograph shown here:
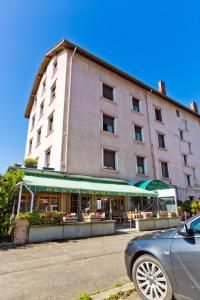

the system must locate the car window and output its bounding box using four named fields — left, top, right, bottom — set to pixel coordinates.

left=190, top=217, right=200, bottom=235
